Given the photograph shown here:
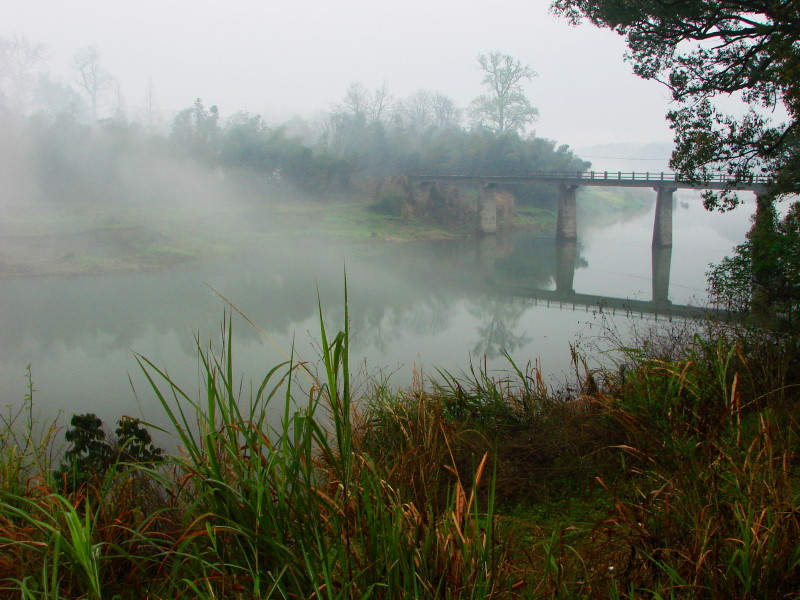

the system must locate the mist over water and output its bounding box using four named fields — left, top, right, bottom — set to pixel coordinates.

left=0, top=193, right=755, bottom=429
